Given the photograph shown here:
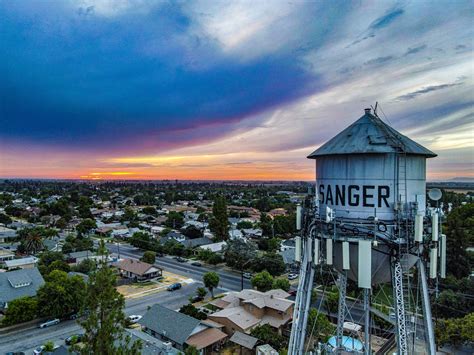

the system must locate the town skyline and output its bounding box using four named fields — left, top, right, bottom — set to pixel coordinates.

left=1, top=1, right=473, bottom=180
